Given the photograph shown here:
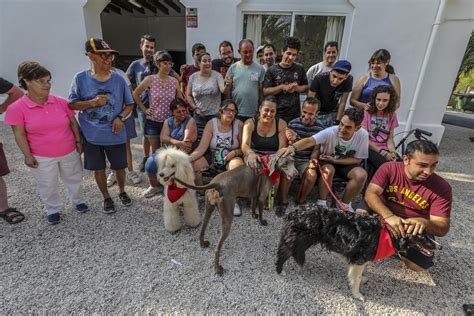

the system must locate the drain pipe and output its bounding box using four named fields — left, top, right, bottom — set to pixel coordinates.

left=404, top=0, right=447, bottom=135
